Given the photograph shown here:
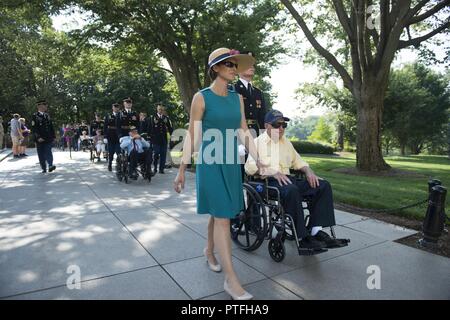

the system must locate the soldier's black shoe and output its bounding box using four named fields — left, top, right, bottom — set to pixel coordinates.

left=108, top=164, right=112, bottom=171
left=159, top=170, right=165, bottom=174
left=49, top=165, right=56, bottom=172
left=313, top=230, right=348, bottom=248
left=298, top=235, right=326, bottom=250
